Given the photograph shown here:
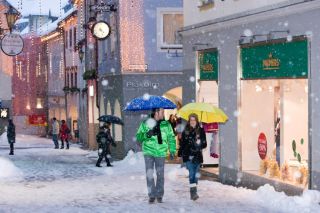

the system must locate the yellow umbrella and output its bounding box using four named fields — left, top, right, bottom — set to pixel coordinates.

left=178, top=102, right=228, bottom=123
